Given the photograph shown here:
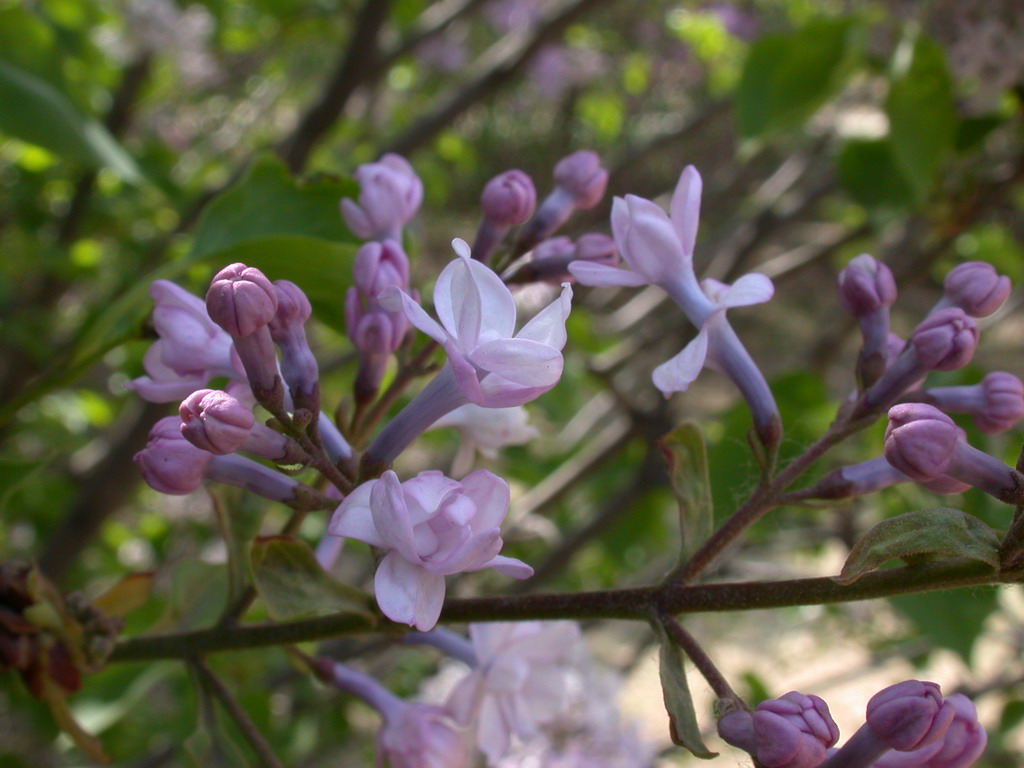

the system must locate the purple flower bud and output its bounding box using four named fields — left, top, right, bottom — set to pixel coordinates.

left=574, top=232, right=618, bottom=265
left=839, top=255, right=897, bottom=317
left=814, top=456, right=969, bottom=499
left=553, top=150, right=609, bottom=209
left=884, top=404, right=960, bottom=481
left=134, top=416, right=212, bottom=494
left=911, top=309, right=978, bottom=371
left=921, top=372, right=1024, bottom=435
left=866, top=681, right=955, bottom=753
left=268, top=280, right=319, bottom=410
left=481, top=169, right=536, bottom=227
left=721, top=693, right=839, bottom=768
left=179, top=388, right=255, bottom=455
left=270, top=279, right=312, bottom=328
left=354, top=240, right=411, bottom=299
left=206, top=263, right=279, bottom=338
left=871, top=694, right=986, bottom=768
left=938, top=262, right=1011, bottom=318
left=340, top=154, right=423, bottom=242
